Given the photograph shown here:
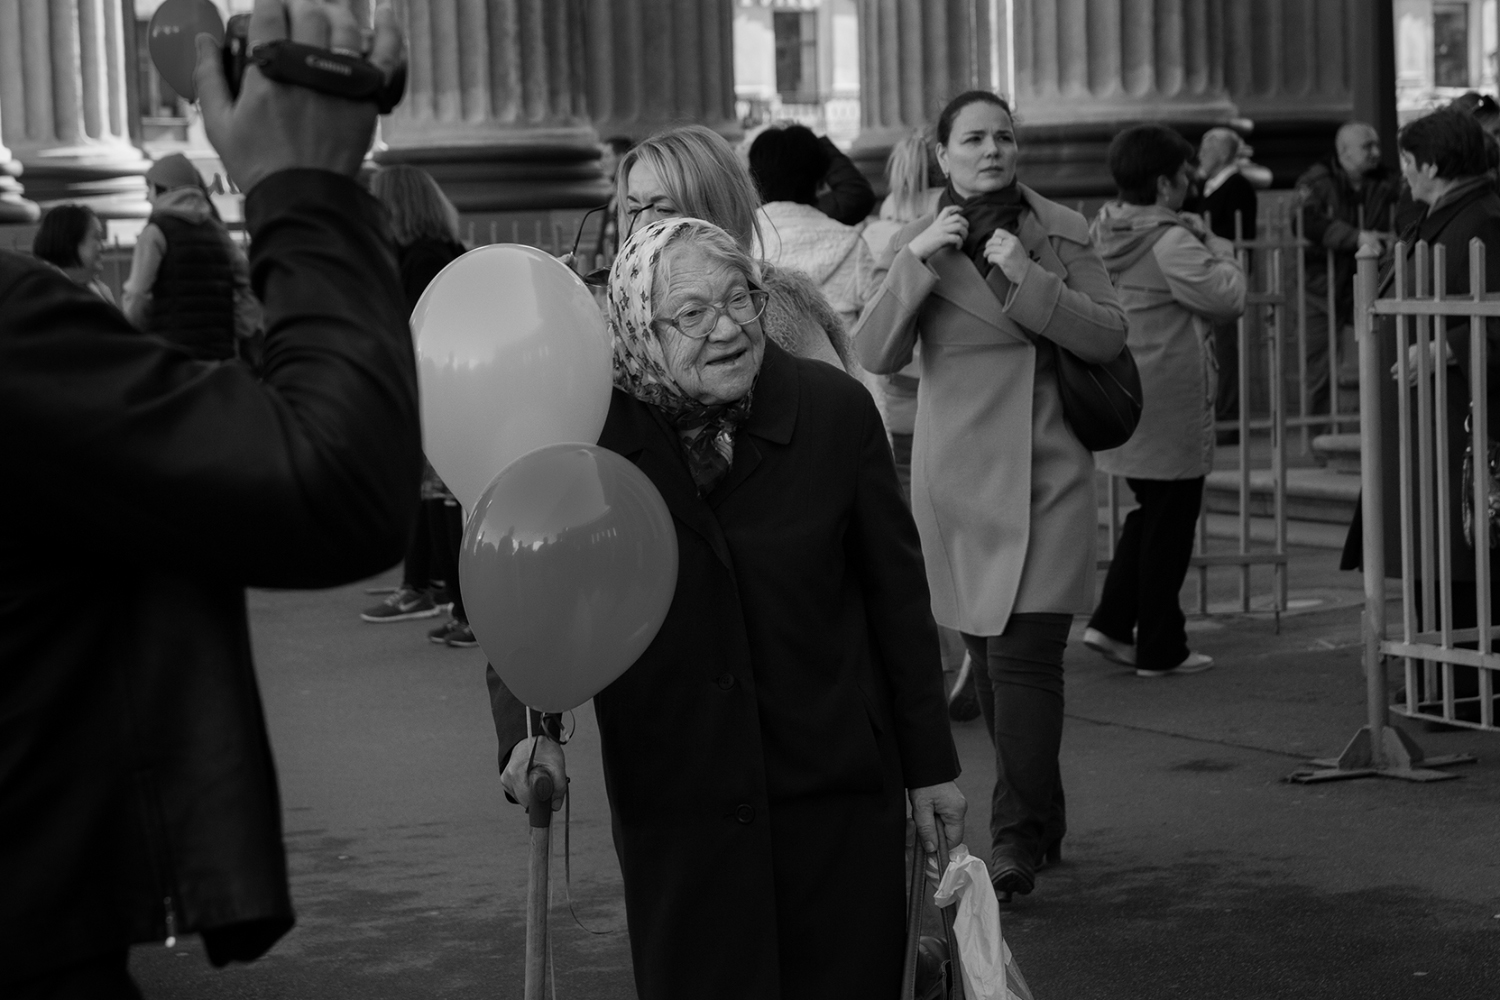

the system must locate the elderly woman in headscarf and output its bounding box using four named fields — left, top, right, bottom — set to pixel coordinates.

left=487, top=217, right=964, bottom=1000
